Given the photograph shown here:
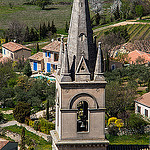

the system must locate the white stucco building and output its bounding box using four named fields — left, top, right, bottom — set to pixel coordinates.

left=135, top=92, right=150, bottom=118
